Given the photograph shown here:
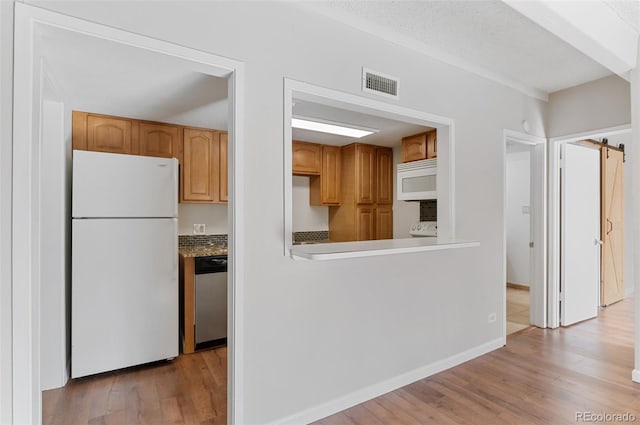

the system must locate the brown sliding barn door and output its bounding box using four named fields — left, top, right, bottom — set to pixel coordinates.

left=601, top=147, right=624, bottom=306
